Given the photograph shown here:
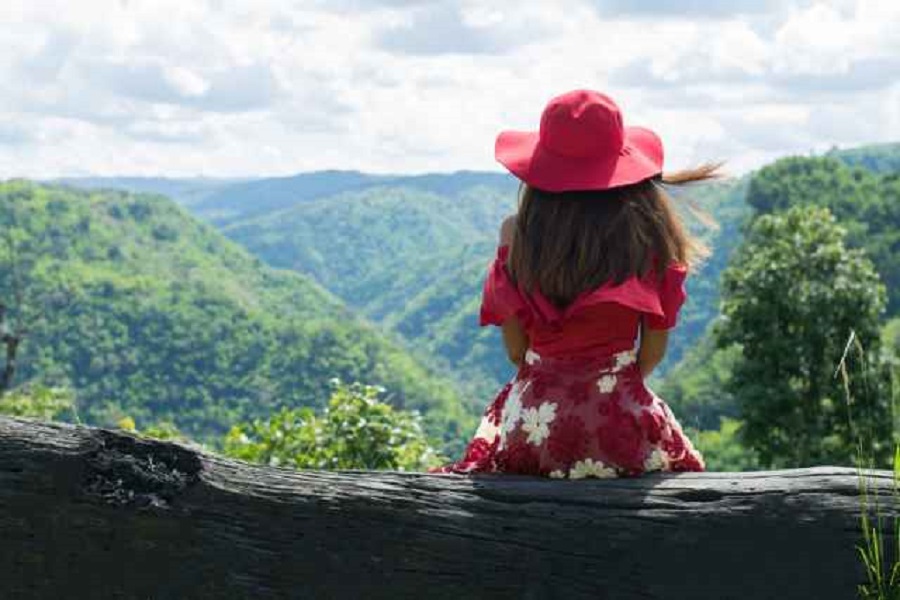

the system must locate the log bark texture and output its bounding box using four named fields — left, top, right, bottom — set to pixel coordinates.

left=1, top=415, right=897, bottom=599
